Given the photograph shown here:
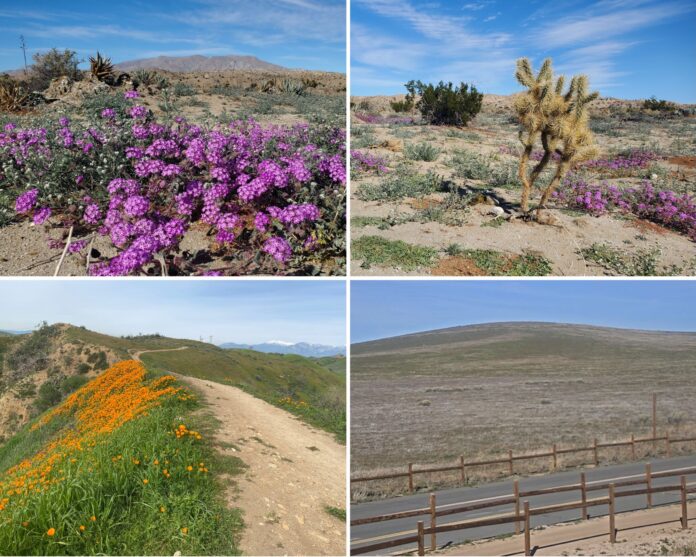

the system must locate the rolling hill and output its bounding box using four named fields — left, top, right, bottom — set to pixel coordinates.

left=352, top=322, right=696, bottom=376
left=351, top=322, right=696, bottom=487
left=0, top=324, right=345, bottom=443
